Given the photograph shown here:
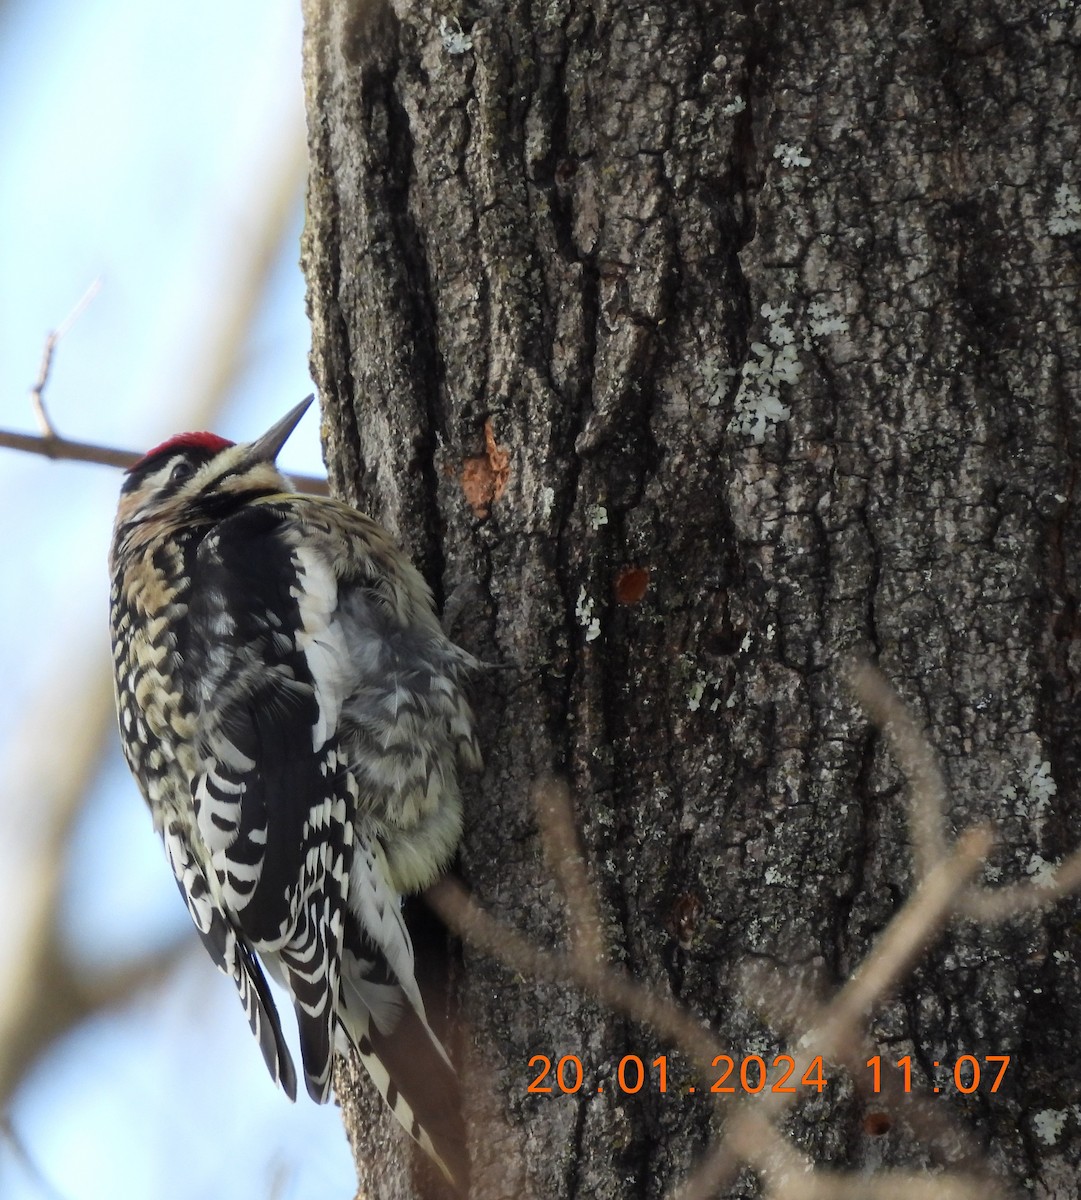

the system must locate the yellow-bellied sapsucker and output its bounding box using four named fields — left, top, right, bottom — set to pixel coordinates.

left=108, top=397, right=479, bottom=1192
